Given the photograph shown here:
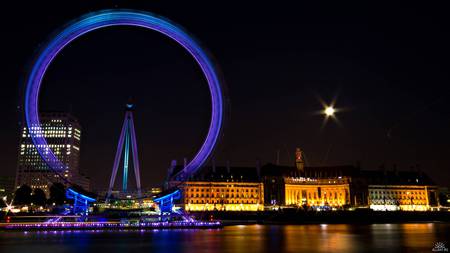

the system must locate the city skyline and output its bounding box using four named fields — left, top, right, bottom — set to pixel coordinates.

left=0, top=4, right=448, bottom=253
left=0, top=2, right=448, bottom=190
